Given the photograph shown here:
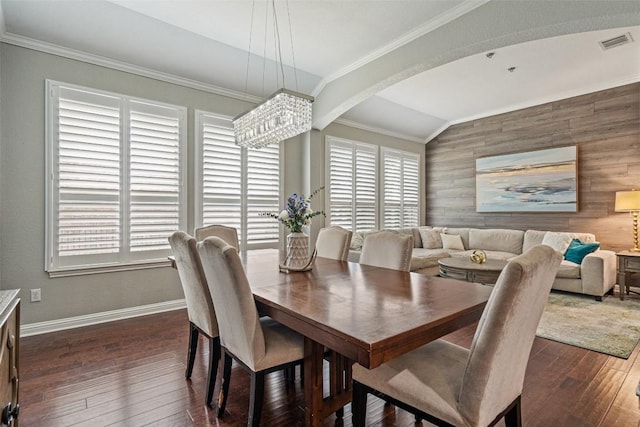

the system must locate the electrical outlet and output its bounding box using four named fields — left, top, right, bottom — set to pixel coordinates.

left=30, top=288, right=41, bottom=303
